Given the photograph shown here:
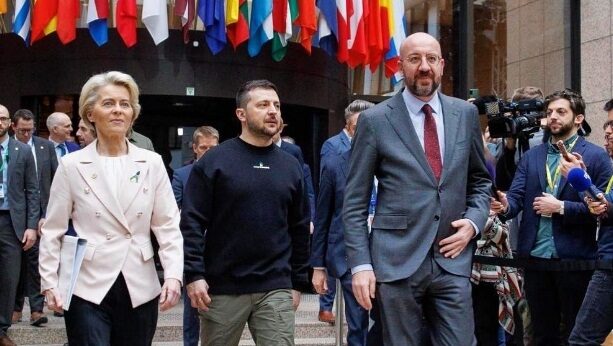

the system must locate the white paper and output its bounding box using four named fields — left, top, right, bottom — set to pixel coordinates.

left=58, top=235, right=87, bottom=310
